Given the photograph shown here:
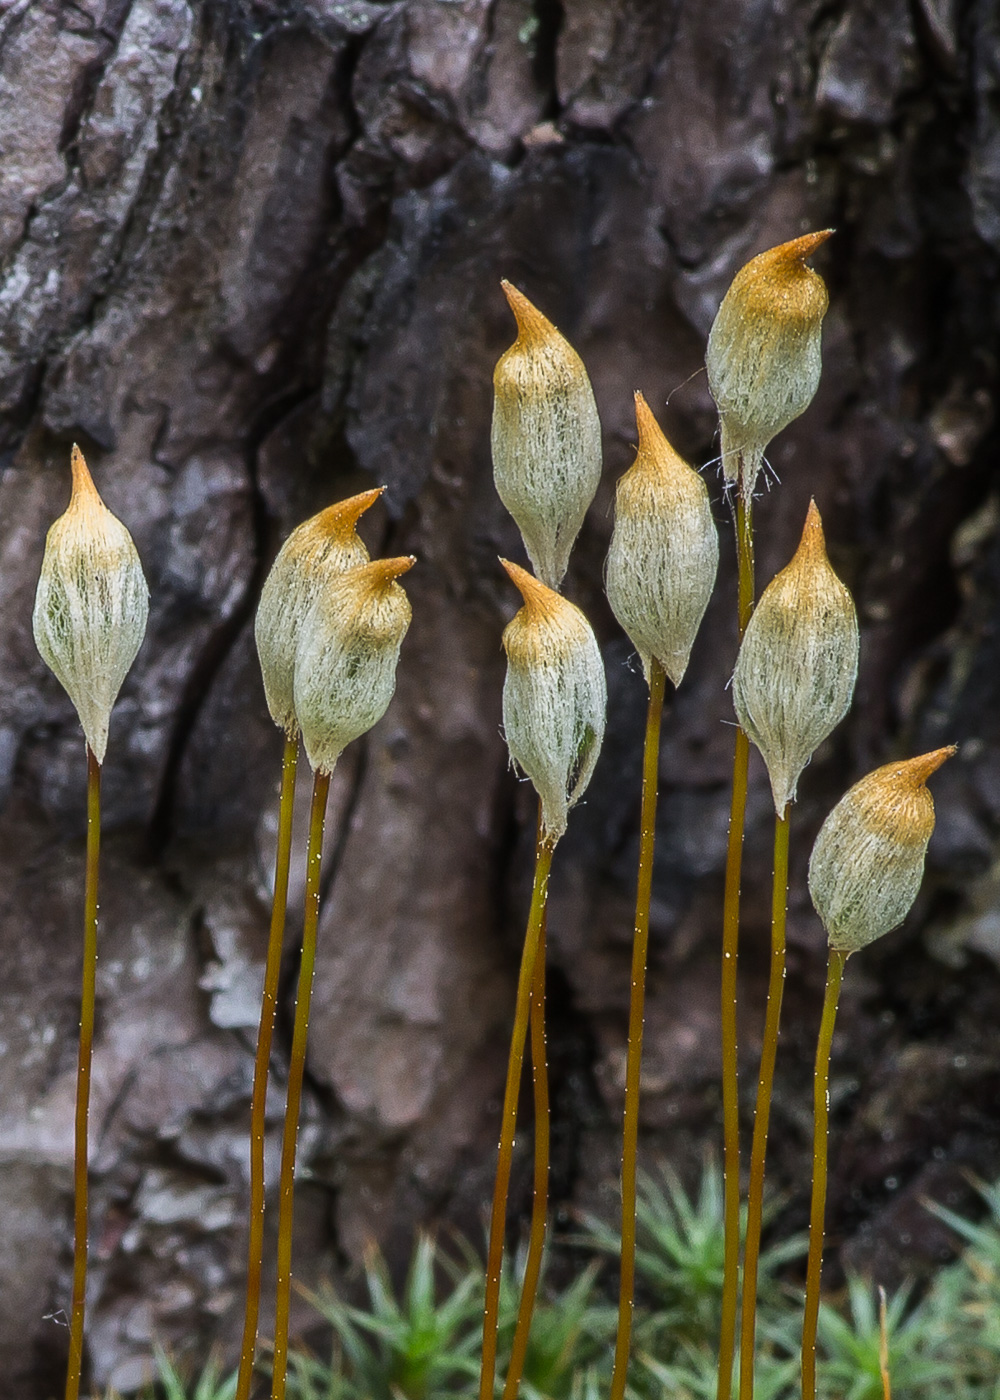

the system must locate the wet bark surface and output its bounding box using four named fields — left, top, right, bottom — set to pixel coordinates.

left=0, top=0, right=999, bottom=1391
